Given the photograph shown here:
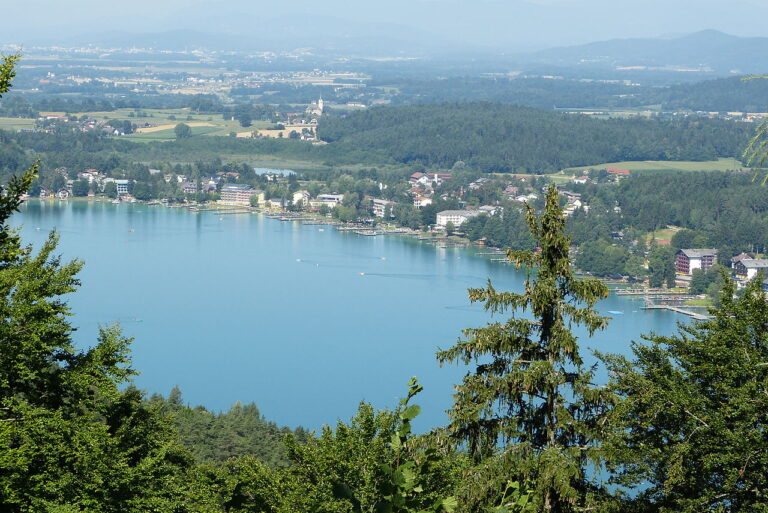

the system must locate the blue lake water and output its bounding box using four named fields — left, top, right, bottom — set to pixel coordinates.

left=15, top=200, right=684, bottom=431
